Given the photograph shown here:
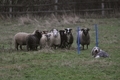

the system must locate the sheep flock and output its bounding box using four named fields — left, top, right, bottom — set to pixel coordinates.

left=14, top=28, right=75, bottom=51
